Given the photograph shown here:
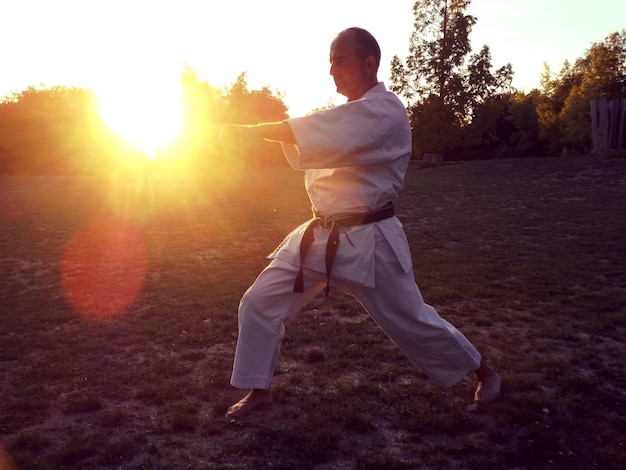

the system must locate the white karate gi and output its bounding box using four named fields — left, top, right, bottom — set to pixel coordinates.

left=230, top=83, right=481, bottom=390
